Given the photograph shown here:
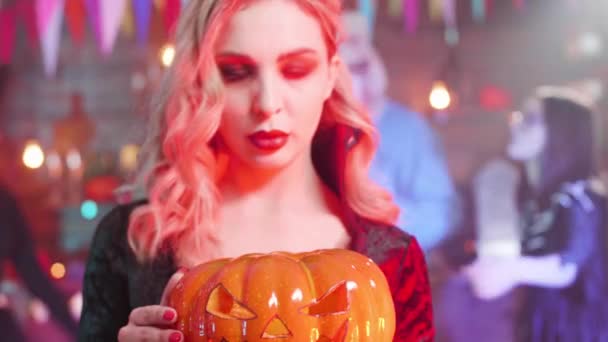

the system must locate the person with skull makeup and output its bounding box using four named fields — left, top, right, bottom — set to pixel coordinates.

left=465, top=87, right=608, bottom=341
left=339, top=11, right=457, bottom=253
left=78, top=1, right=435, bottom=341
